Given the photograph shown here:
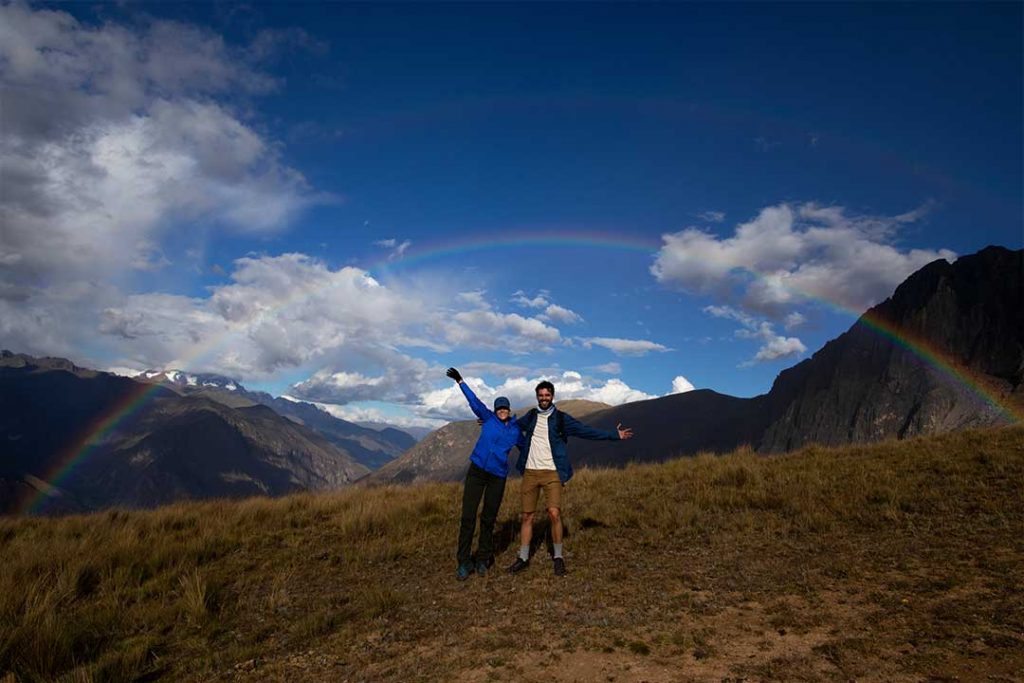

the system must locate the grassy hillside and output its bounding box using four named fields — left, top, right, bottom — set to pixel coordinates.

left=2, top=427, right=1023, bottom=682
